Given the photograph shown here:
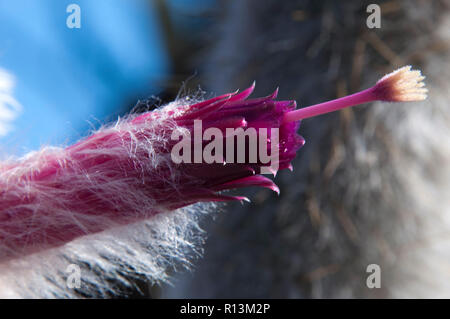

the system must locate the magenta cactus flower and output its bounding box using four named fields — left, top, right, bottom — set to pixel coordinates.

left=0, top=66, right=426, bottom=267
